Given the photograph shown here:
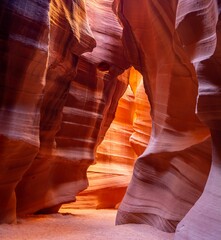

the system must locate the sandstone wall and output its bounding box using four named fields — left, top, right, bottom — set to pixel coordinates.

left=1, top=2, right=221, bottom=239
left=114, top=0, right=215, bottom=235
left=0, top=0, right=129, bottom=222
left=73, top=67, right=151, bottom=209
left=0, top=0, right=50, bottom=223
